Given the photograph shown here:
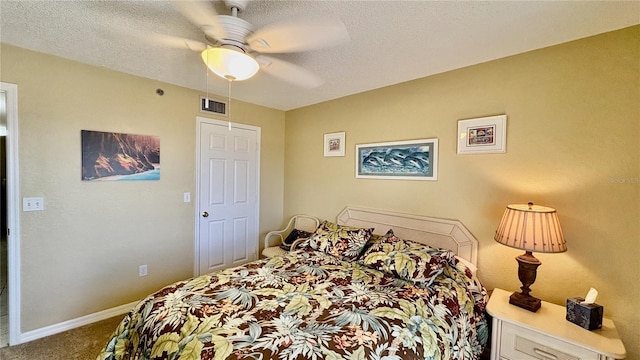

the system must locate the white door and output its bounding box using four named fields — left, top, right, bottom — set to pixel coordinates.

left=196, top=118, right=260, bottom=275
